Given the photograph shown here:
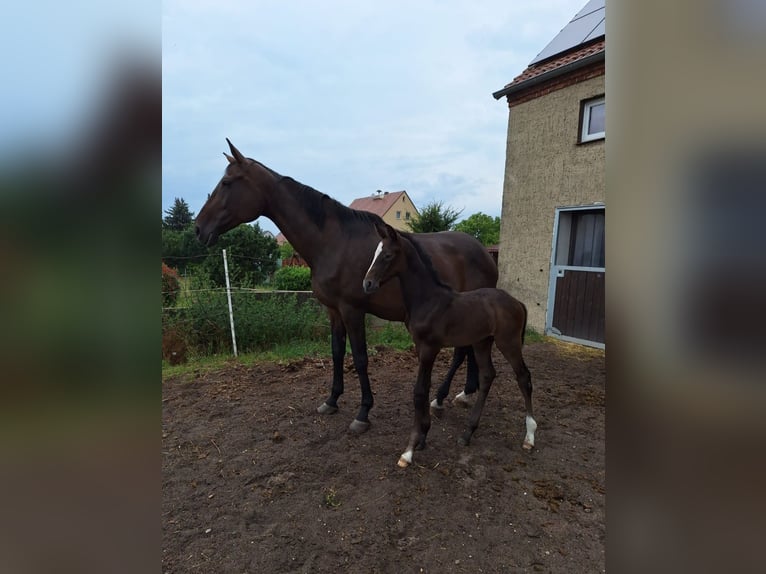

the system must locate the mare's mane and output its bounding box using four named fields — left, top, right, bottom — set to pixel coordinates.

left=271, top=170, right=384, bottom=235
left=399, top=232, right=454, bottom=292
